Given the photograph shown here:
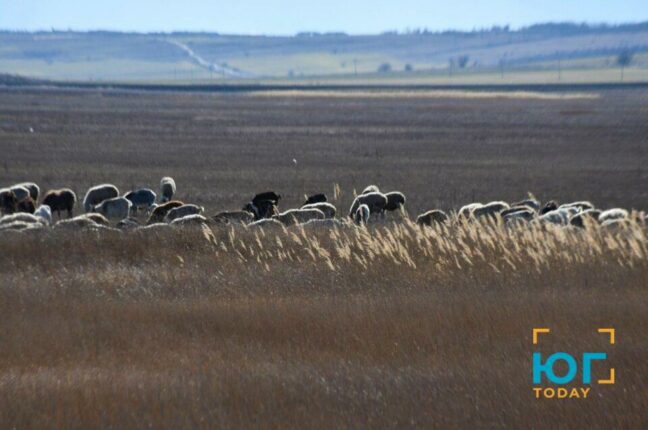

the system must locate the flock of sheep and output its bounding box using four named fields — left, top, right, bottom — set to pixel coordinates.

left=0, top=177, right=645, bottom=234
